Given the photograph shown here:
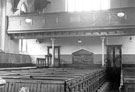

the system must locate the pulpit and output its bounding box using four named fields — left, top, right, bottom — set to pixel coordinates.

left=47, top=46, right=60, bottom=67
